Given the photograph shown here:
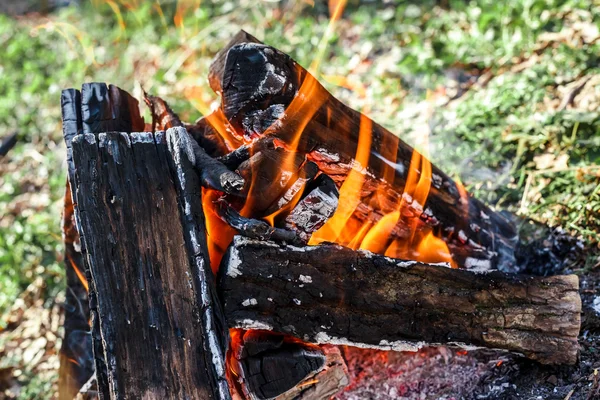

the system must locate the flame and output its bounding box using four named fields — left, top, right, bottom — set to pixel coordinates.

left=202, top=188, right=236, bottom=273
left=67, top=253, right=89, bottom=292
left=309, top=114, right=372, bottom=245
left=309, top=116, right=456, bottom=267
